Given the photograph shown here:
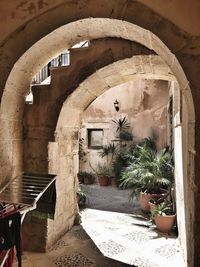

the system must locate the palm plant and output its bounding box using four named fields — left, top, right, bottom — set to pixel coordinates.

left=112, top=145, right=134, bottom=181
left=112, top=116, right=130, bottom=132
left=98, top=143, right=116, bottom=168
left=151, top=200, right=173, bottom=217
left=150, top=200, right=176, bottom=233
left=112, top=116, right=133, bottom=144
left=120, top=144, right=174, bottom=199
